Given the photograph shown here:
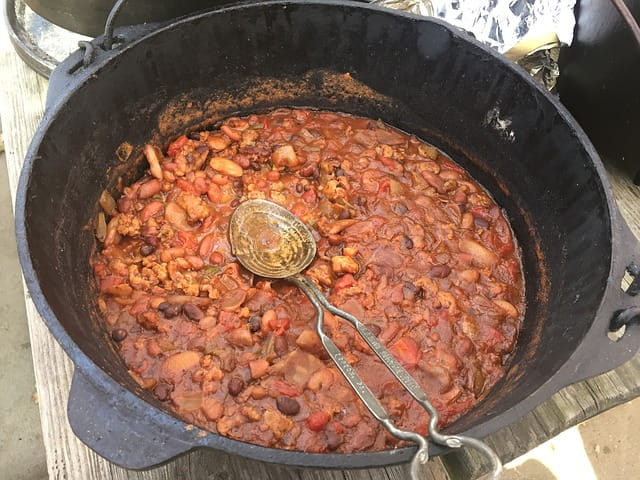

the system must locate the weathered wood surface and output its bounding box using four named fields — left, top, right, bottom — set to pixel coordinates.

left=1, top=17, right=639, bottom=480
